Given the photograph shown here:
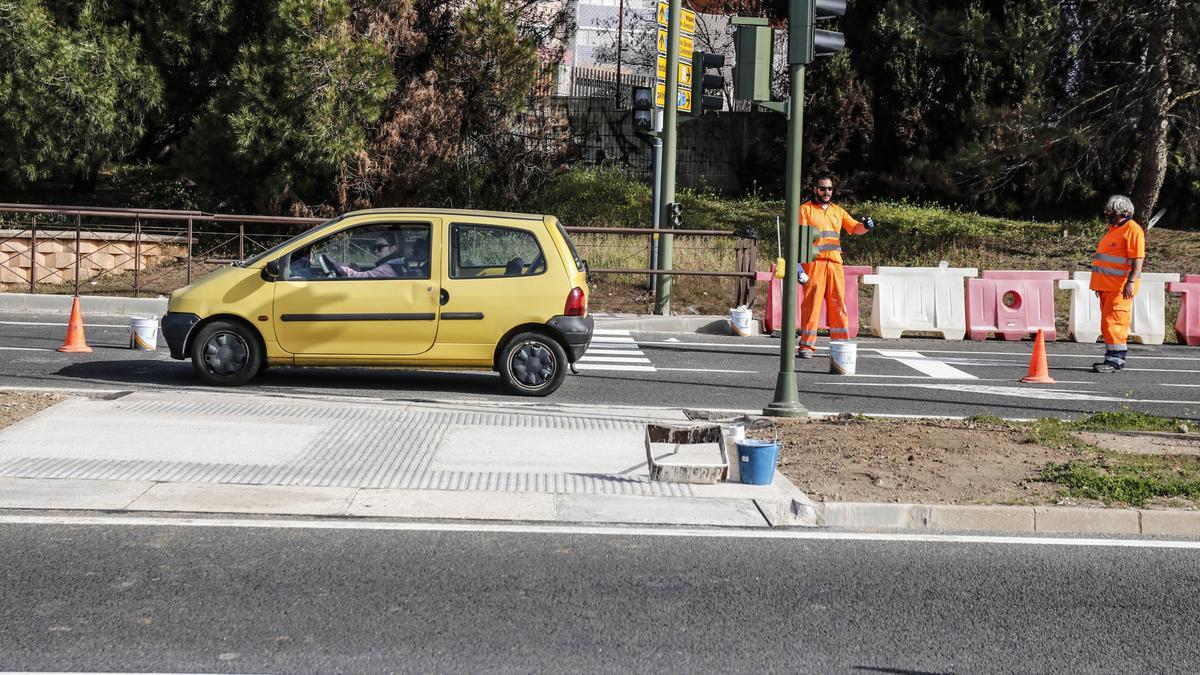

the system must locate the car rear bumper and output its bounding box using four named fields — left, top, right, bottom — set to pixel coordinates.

left=161, top=312, right=200, bottom=360
left=548, top=315, right=594, bottom=362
